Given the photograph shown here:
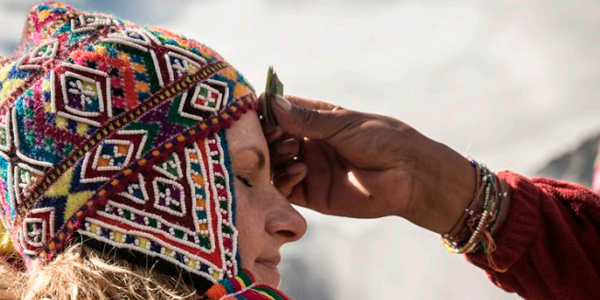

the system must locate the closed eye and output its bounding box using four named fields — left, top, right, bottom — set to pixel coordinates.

left=235, top=175, right=253, bottom=188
